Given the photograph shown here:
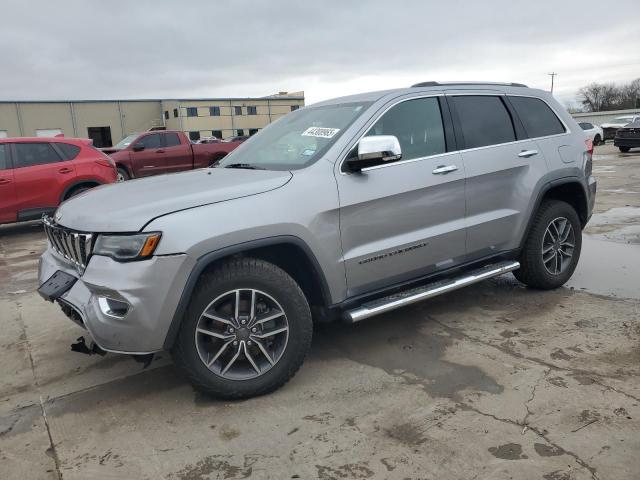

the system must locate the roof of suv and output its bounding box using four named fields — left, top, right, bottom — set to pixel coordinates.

left=312, top=82, right=545, bottom=107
